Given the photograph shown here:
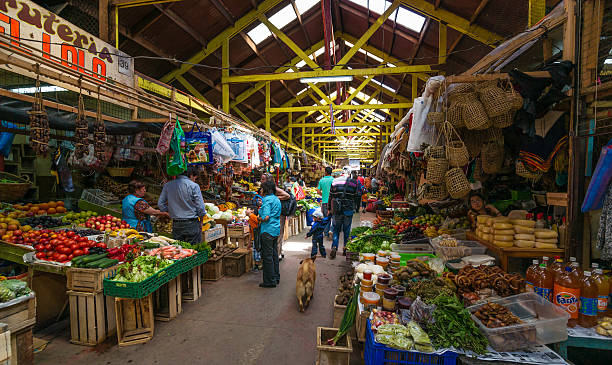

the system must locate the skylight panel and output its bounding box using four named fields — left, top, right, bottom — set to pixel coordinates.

left=269, top=4, right=297, bottom=30
left=313, top=47, right=325, bottom=58
left=357, top=48, right=384, bottom=63
left=247, top=23, right=272, bottom=45
left=295, top=0, right=319, bottom=14
left=297, top=88, right=307, bottom=95
left=371, top=78, right=396, bottom=92
left=369, top=0, right=390, bottom=15
left=374, top=112, right=387, bottom=120
left=296, top=60, right=307, bottom=68
left=396, top=7, right=426, bottom=33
